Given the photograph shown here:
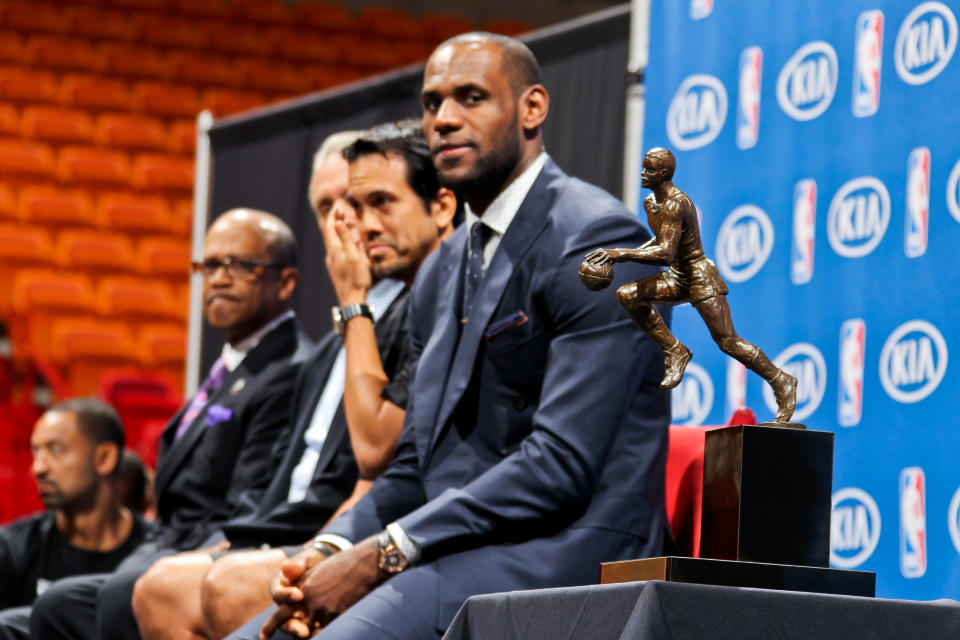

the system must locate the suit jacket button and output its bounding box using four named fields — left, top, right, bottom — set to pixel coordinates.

left=512, top=395, right=528, bottom=411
